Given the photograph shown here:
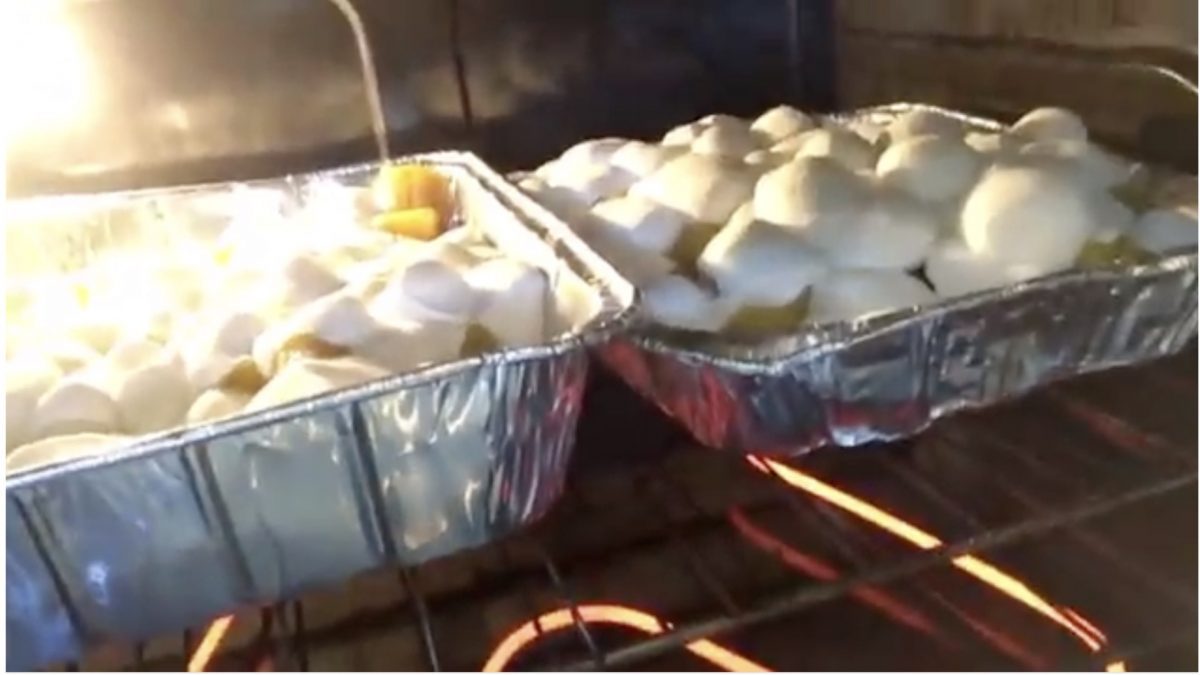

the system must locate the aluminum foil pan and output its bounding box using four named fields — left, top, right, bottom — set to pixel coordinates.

left=5, top=152, right=636, bottom=669
left=520, top=104, right=1198, bottom=456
